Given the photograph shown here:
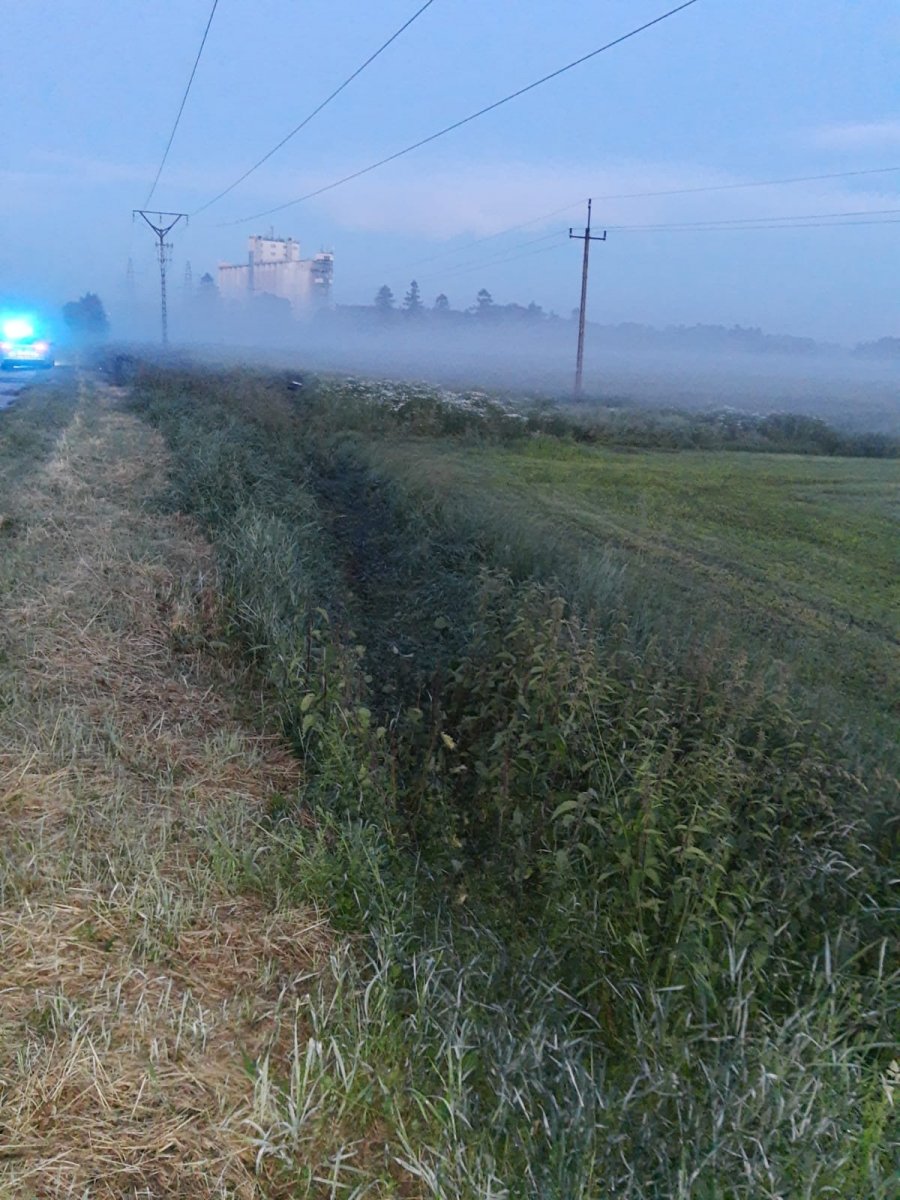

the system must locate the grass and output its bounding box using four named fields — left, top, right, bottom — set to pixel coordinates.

left=0, top=377, right=76, bottom=598
left=444, top=439, right=898, bottom=630
left=0, top=380, right=344, bottom=1196
left=119, top=364, right=897, bottom=1198
left=1, top=364, right=895, bottom=1196
left=363, top=435, right=899, bottom=762
left=533, top=400, right=900, bottom=456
